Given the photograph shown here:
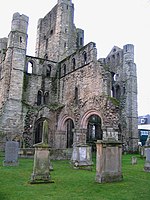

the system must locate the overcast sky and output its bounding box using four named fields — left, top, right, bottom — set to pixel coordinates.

left=0, top=0, right=150, bottom=116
